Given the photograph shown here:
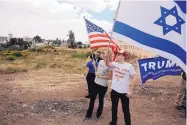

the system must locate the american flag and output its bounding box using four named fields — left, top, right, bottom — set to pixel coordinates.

left=85, top=18, right=120, bottom=52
